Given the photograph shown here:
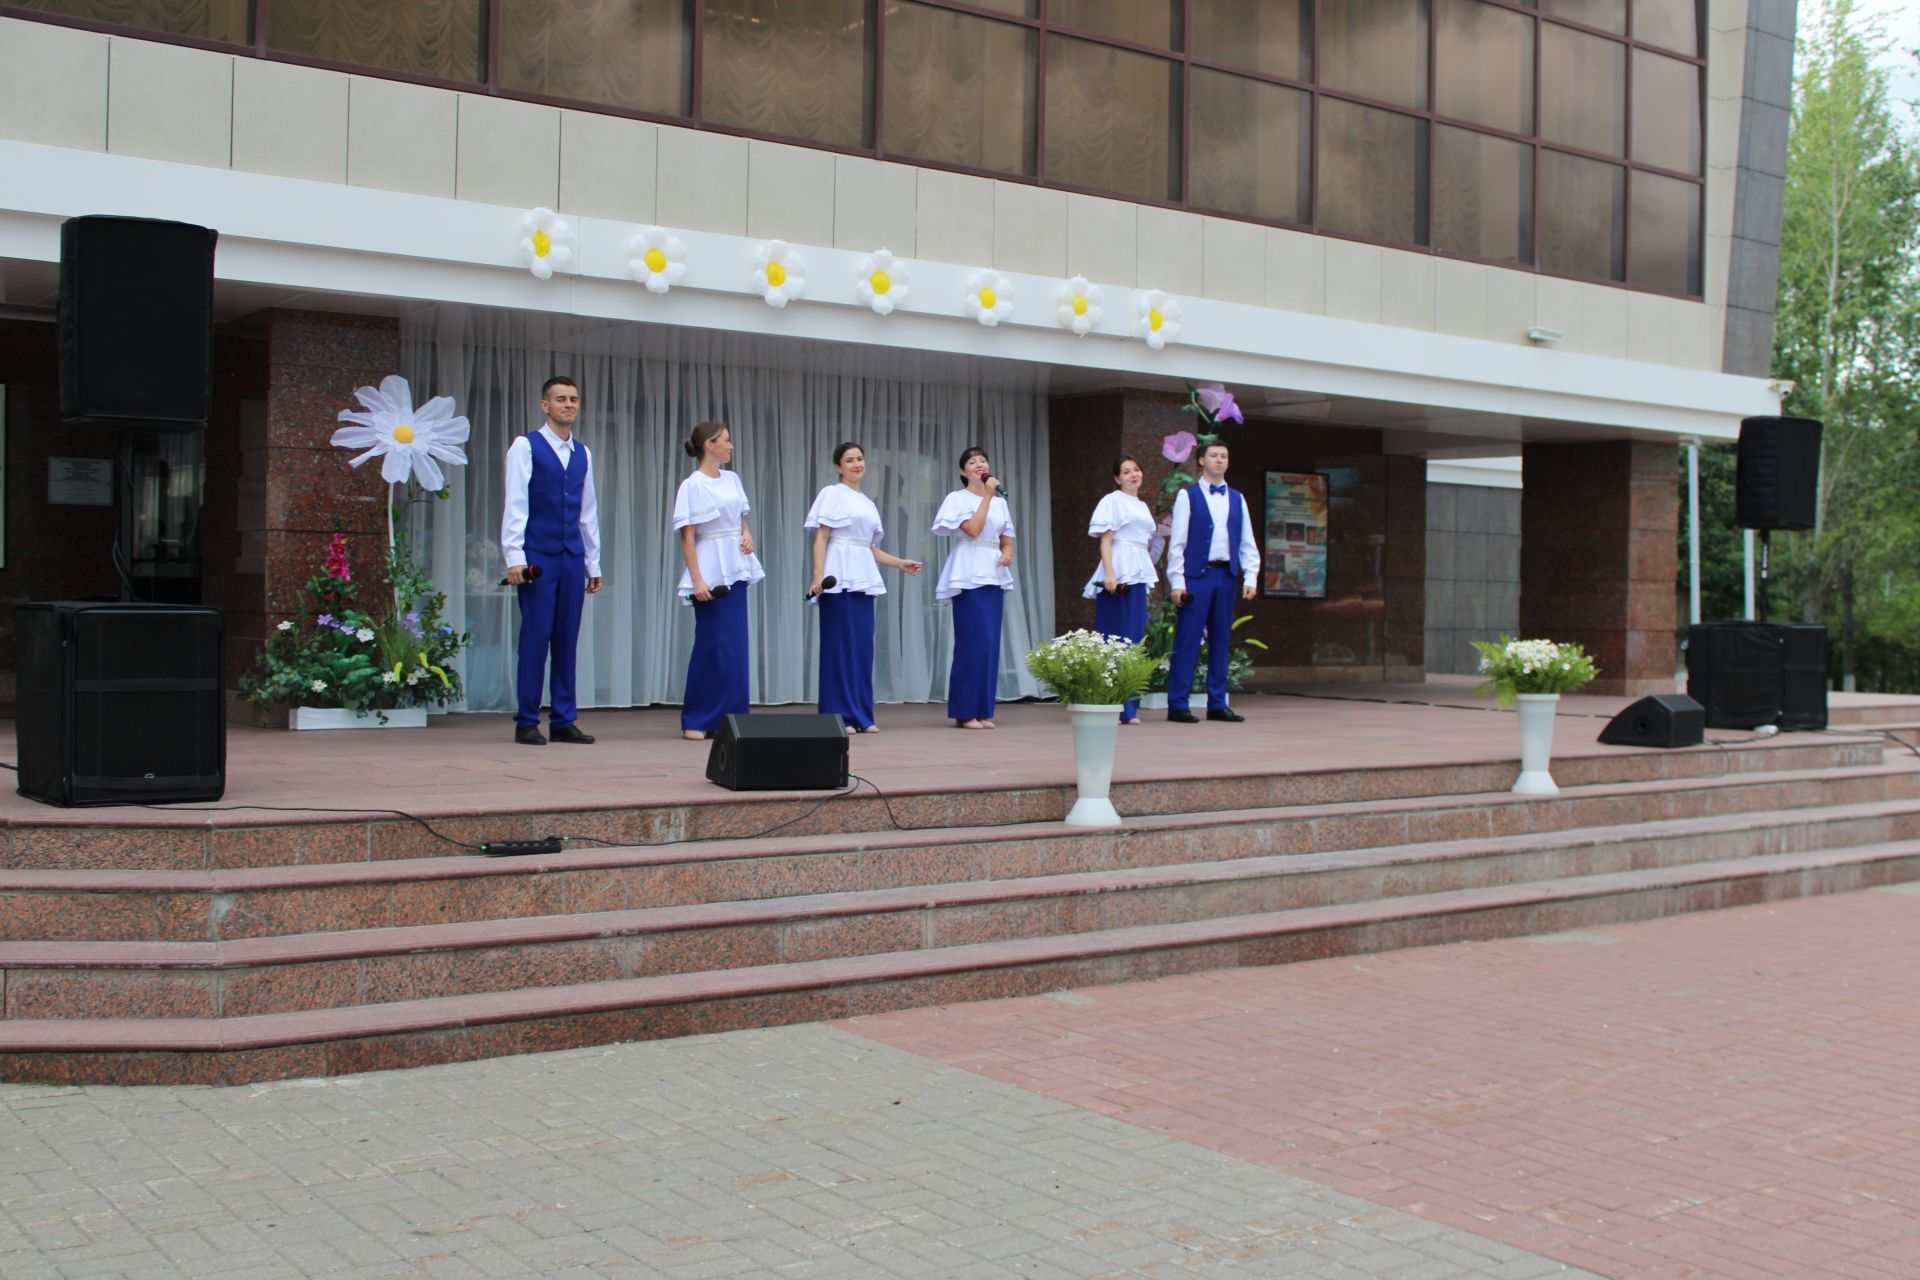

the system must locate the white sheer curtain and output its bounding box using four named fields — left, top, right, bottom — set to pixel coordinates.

left=399, top=304, right=1055, bottom=713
